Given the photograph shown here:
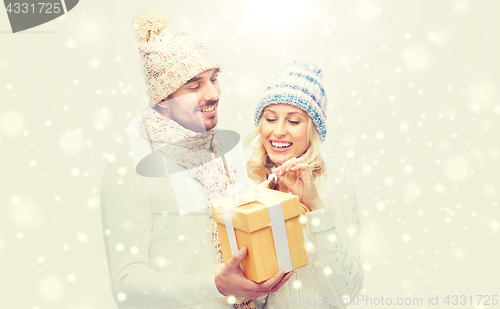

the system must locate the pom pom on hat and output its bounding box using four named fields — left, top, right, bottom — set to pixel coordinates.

left=132, top=10, right=170, bottom=41
left=281, top=60, right=324, bottom=80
